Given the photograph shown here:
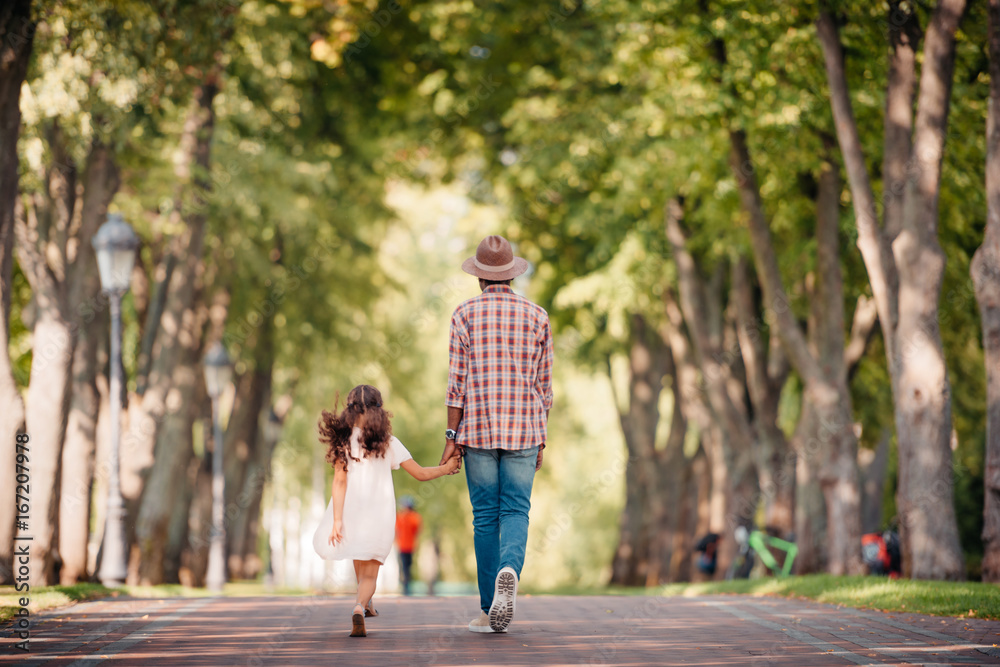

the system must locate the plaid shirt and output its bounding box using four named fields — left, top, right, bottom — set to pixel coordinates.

left=447, top=284, right=554, bottom=450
